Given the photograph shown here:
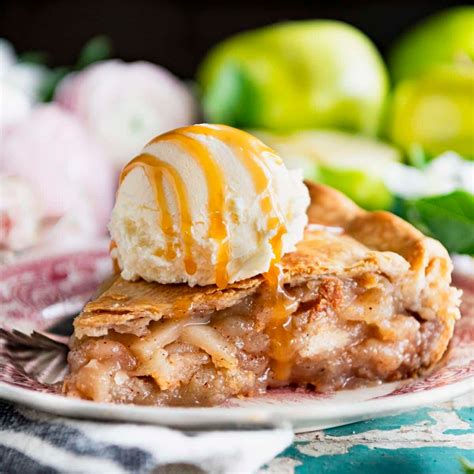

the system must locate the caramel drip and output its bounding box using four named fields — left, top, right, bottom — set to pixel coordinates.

left=109, top=239, right=121, bottom=274
left=152, top=131, right=230, bottom=288
left=263, top=229, right=296, bottom=380
left=188, top=124, right=293, bottom=379
left=153, top=168, right=177, bottom=260
left=189, top=125, right=283, bottom=234
left=189, top=125, right=279, bottom=215
left=123, top=161, right=176, bottom=260
left=121, top=153, right=196, bottom=275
